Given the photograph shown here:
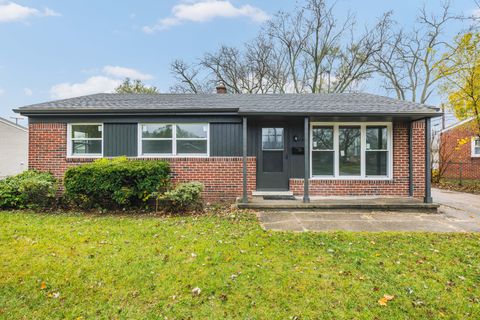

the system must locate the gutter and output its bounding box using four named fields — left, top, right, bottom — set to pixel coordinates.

left=237, top=111, right=444, bottom=118
left=16, top=110, right=443, bottom=118
left=15, top=111, right=241, bottom=117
